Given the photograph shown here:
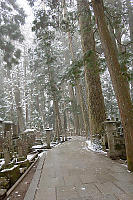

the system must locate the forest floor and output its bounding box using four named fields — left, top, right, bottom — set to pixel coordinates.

left=4, top=159, right=39, bottom=200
